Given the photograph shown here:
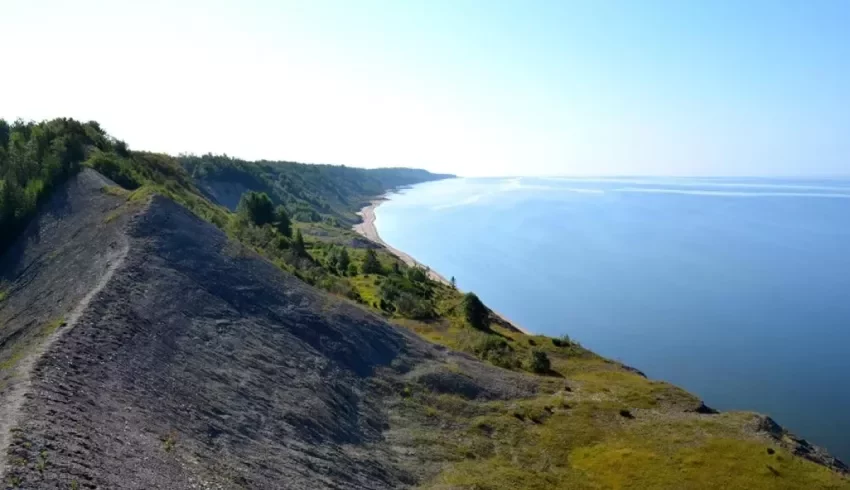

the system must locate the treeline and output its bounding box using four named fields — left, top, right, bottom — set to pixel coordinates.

left=0, top=118, right=232, bottom=256
left=0, top=118, right=125, bottom=254
left=180, top=154, right=452, bottom=224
